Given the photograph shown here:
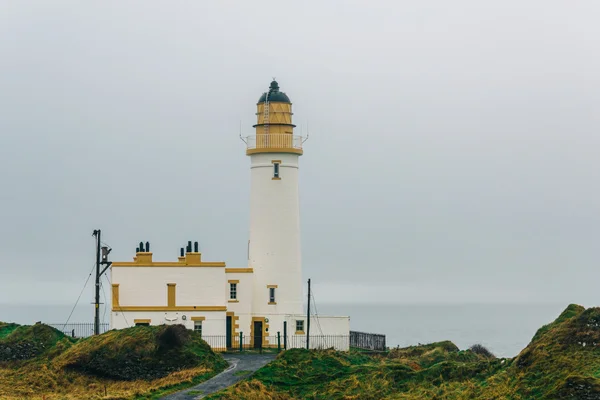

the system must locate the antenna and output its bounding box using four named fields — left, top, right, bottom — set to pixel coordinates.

left=302, top=120, right=310, bottom=143
left=239, top=119, right=247, bottom=144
